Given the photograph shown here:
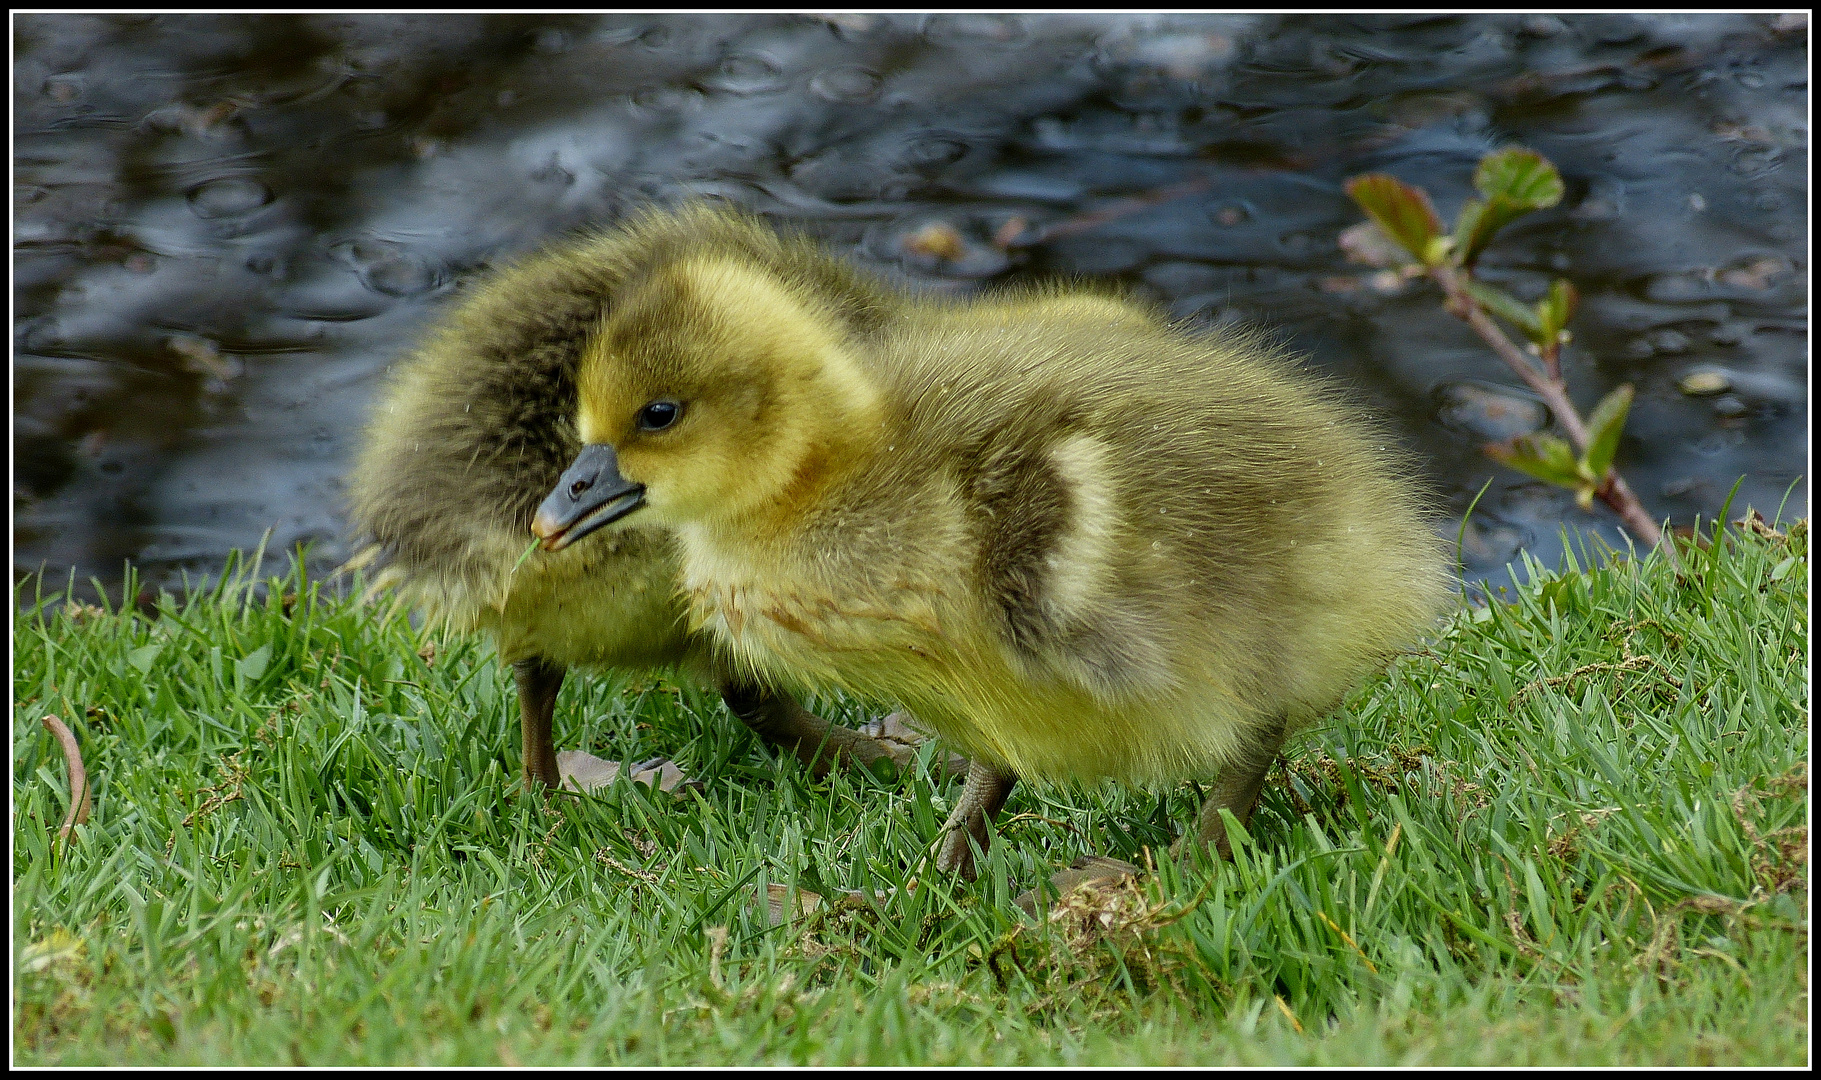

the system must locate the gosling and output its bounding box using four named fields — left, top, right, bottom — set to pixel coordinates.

left=532, top=205, right=1453, bottom=878
left=346, top=227, right=907, bottom=791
